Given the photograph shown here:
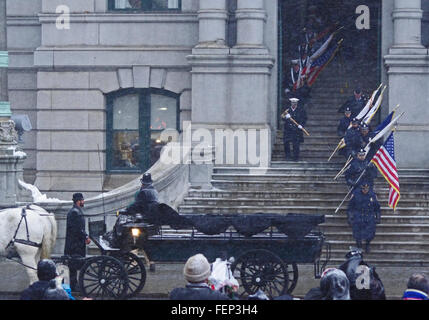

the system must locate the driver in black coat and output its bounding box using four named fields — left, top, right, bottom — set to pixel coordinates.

left=64, top=193, right=91, bottom=292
